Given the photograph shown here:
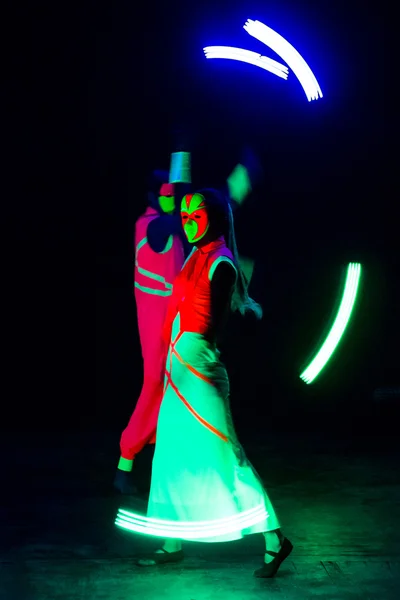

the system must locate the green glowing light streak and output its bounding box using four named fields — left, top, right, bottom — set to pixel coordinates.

left=300, top=263, right=362, bottom=384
